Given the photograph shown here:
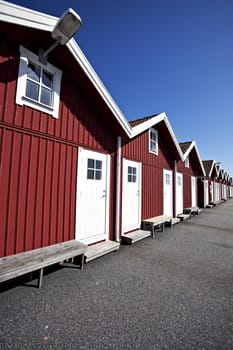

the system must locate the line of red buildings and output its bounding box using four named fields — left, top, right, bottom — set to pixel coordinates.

left=0, top=1, right=232, bottom=258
